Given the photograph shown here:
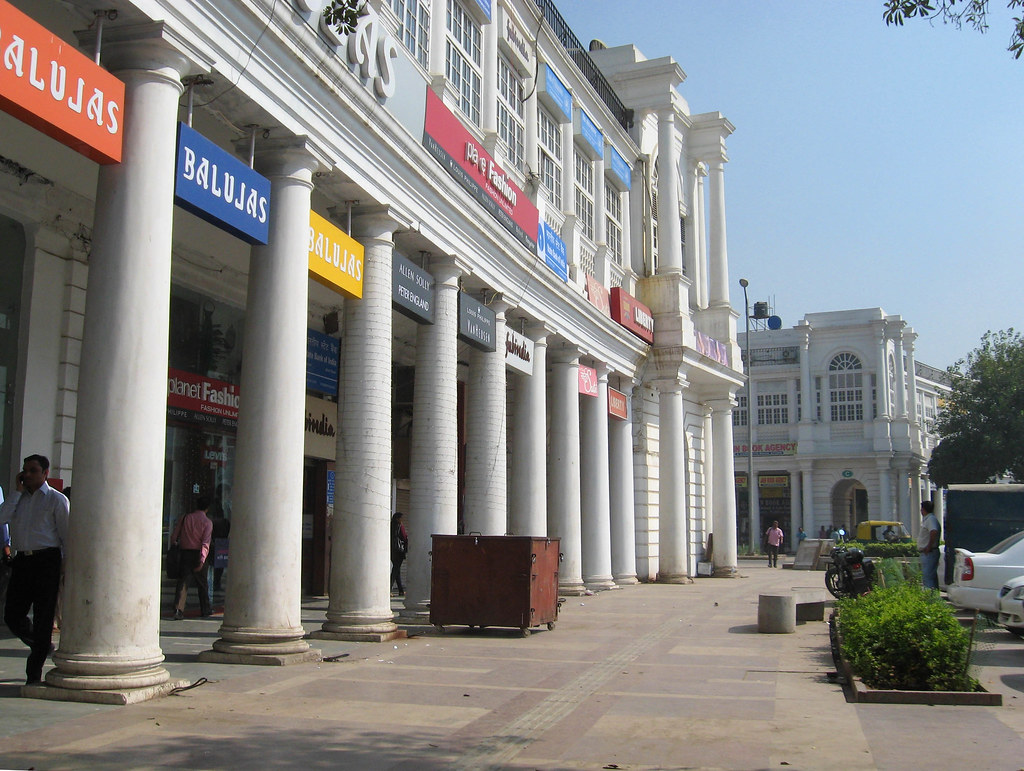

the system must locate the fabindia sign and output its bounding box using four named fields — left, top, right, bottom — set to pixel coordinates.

left=0, top=0, right=124, bottom=164
left=422, top=87, right=538, bottom=250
